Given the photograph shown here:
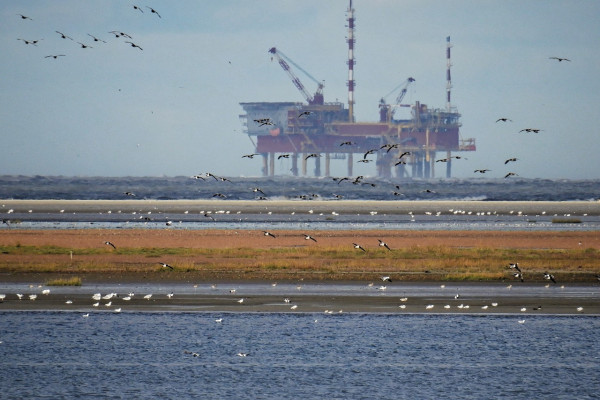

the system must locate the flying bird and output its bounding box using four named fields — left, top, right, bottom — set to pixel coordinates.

left=303, top=234, right=317, bottom=242
left=378, top=239, right=391, bottom=251
left=381, top=276, right=392, bottom=282
left=262, top=231, right=276, bottom=238
left=474, top=169, right=491, bottom=173
left=252, top=187, right=265, bottom=195
left=298, top=111, right=312, bottom=118
left=158, top=262, right=174, bottom=270
left=363, top=149, right=377, bottom=159
left=87, top=34, right=106, bottom=43
left=132, top=5, right=144, bottom=12
left=519, top=128, right=542, bottom=133
left=212, top=193, right=227, bottom=198
left=549, top=56, right=570, bottom=62
left=543, top=272, right=557, bottom=284
left=353, top=243, right=366, bottom=252
left=277, top=154, right=290, bottom=159
left=504, top=172, right=518, bottom=179
left=504, top=158, right=518, bottom=164
left=55, top=31, right=73, bottom=40
left=109, top=31, right=132, bottom=39
left=339, top=141, right=354, bottom=146
left=398, top=151, right=411, bottom=159
left=496, top=118, right=512, bottom=123
left=305, top=153, right=320, bottom=160
left=254, top=118, right=273, bottom=126
left=104, top=241, right=116, bottom=249
left=17, top=14, right=33, bottom=20
left=509, top=263, right=521, bottom=273
left=17, top=38, right=41, bottom=46
left=242, top=153, right=259, bottom=159
left=146, top=6, right=161, bottom=18
left=77, top=42, right=93, bottom=49
left=125, top=41, right=143, bottom=50
left=45, top=54, right=66, bottom=59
